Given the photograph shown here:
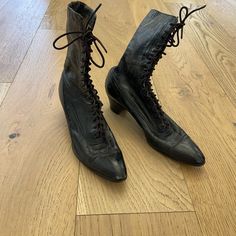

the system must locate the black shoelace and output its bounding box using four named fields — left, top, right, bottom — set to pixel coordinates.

left=141, top=5, right=206, bottom=130
left=53, top=4, right=107, bottom=139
